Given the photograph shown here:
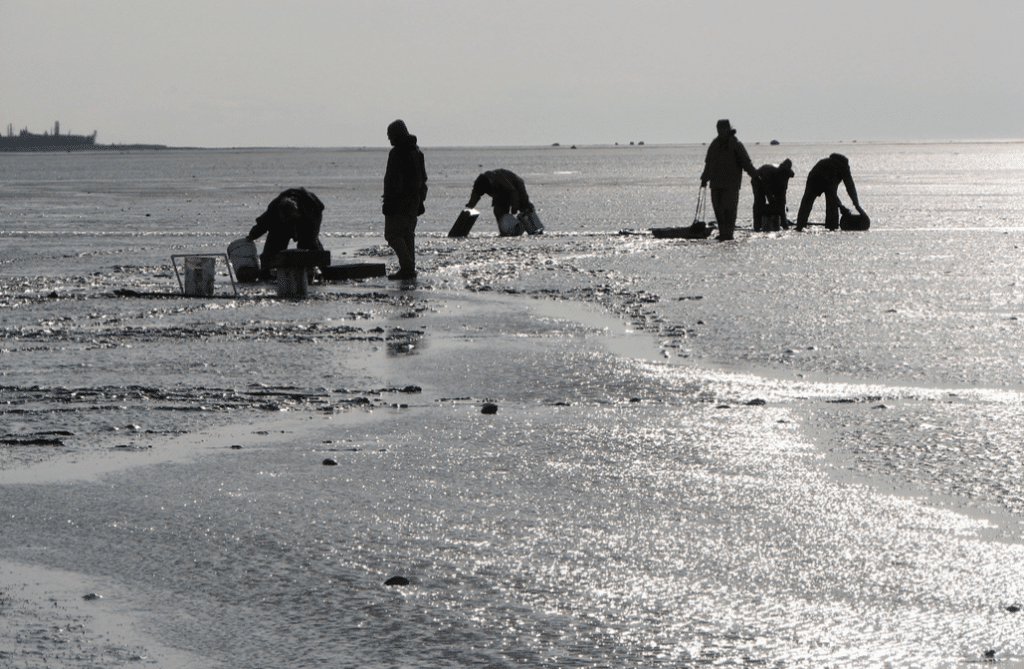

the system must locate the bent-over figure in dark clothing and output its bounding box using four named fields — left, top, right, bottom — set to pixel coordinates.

left=247, top=187, right=326, bottom=279
left=752, top=159, right=794, bottom=231
left=795, top=153, right=868, bottom=231
left=466, top=169, right=535, bottom=235
left=382, top=119, right=428, bottom=280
